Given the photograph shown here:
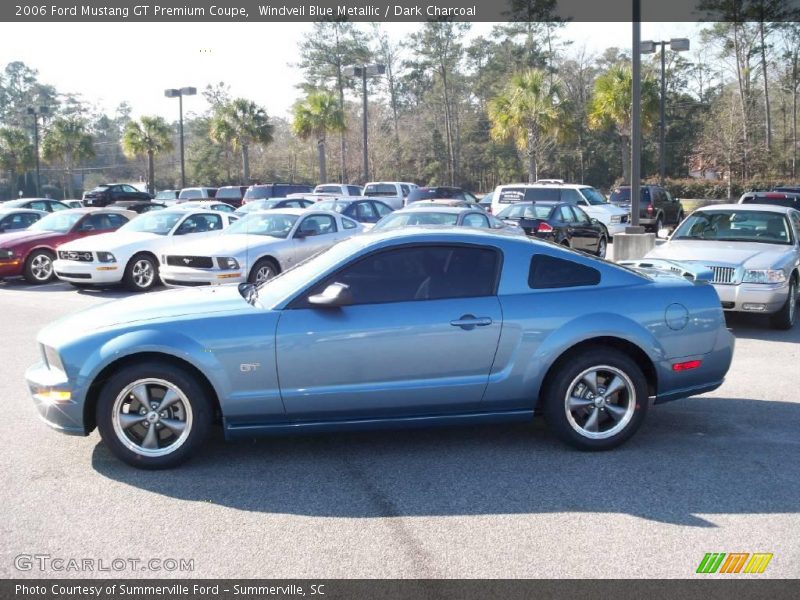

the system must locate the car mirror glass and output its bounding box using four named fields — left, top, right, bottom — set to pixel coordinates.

left=657, top=229, right=670, bottom=239
left=308, top=282, right=353, bottom=307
